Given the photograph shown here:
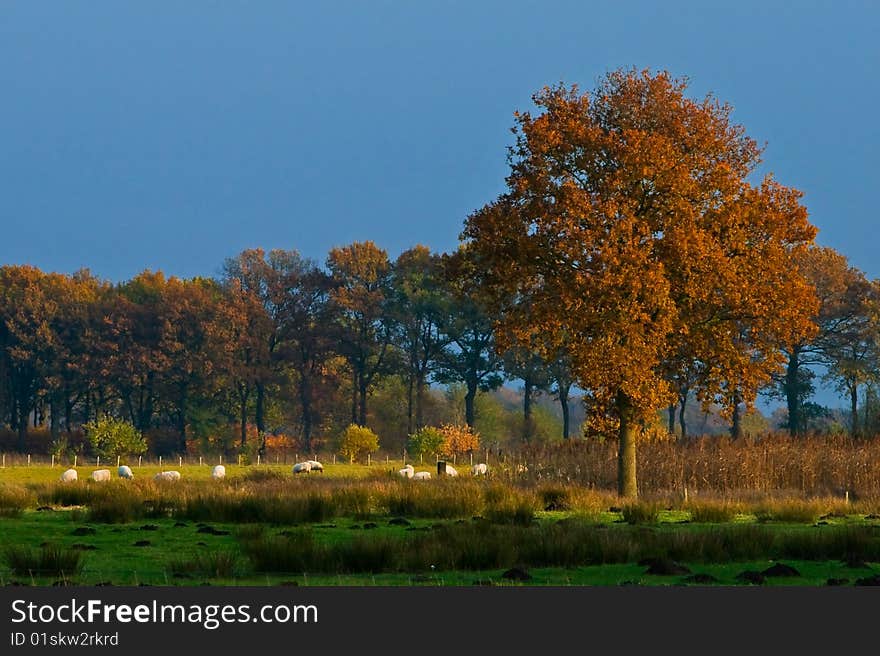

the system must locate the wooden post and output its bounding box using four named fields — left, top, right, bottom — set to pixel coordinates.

left=219, top=455, right=223, bottom=465
left=257, top=454, right=261, bottom=466
left=437, top=460, right=447, bottom=477
left=846, top=490, right=850, bottom=505
left=179, top=456, right=183, bottom=467
left=96, top=455, right=100, bottom=467
left=74, top=454, right=77, bottom=467
left=367, top=453, right=371, bottom=466
left=199, top=456, right=203, bottom=466
left=683, top=486, right=688, bottom=503
left=159, top=456, right=162, bottom=469
left=138, top=455, right=142, bottom=467
left=333, top=454, right=336, bottom=465
left=117, top=455, right=121, bottom=467
left=470, top=452, right=473, bottom=466
left=27, top=454, right=31, bottom=466
left=51, top=454, right=55, bottom=468
left=420, top=453, right=423, bottom=464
